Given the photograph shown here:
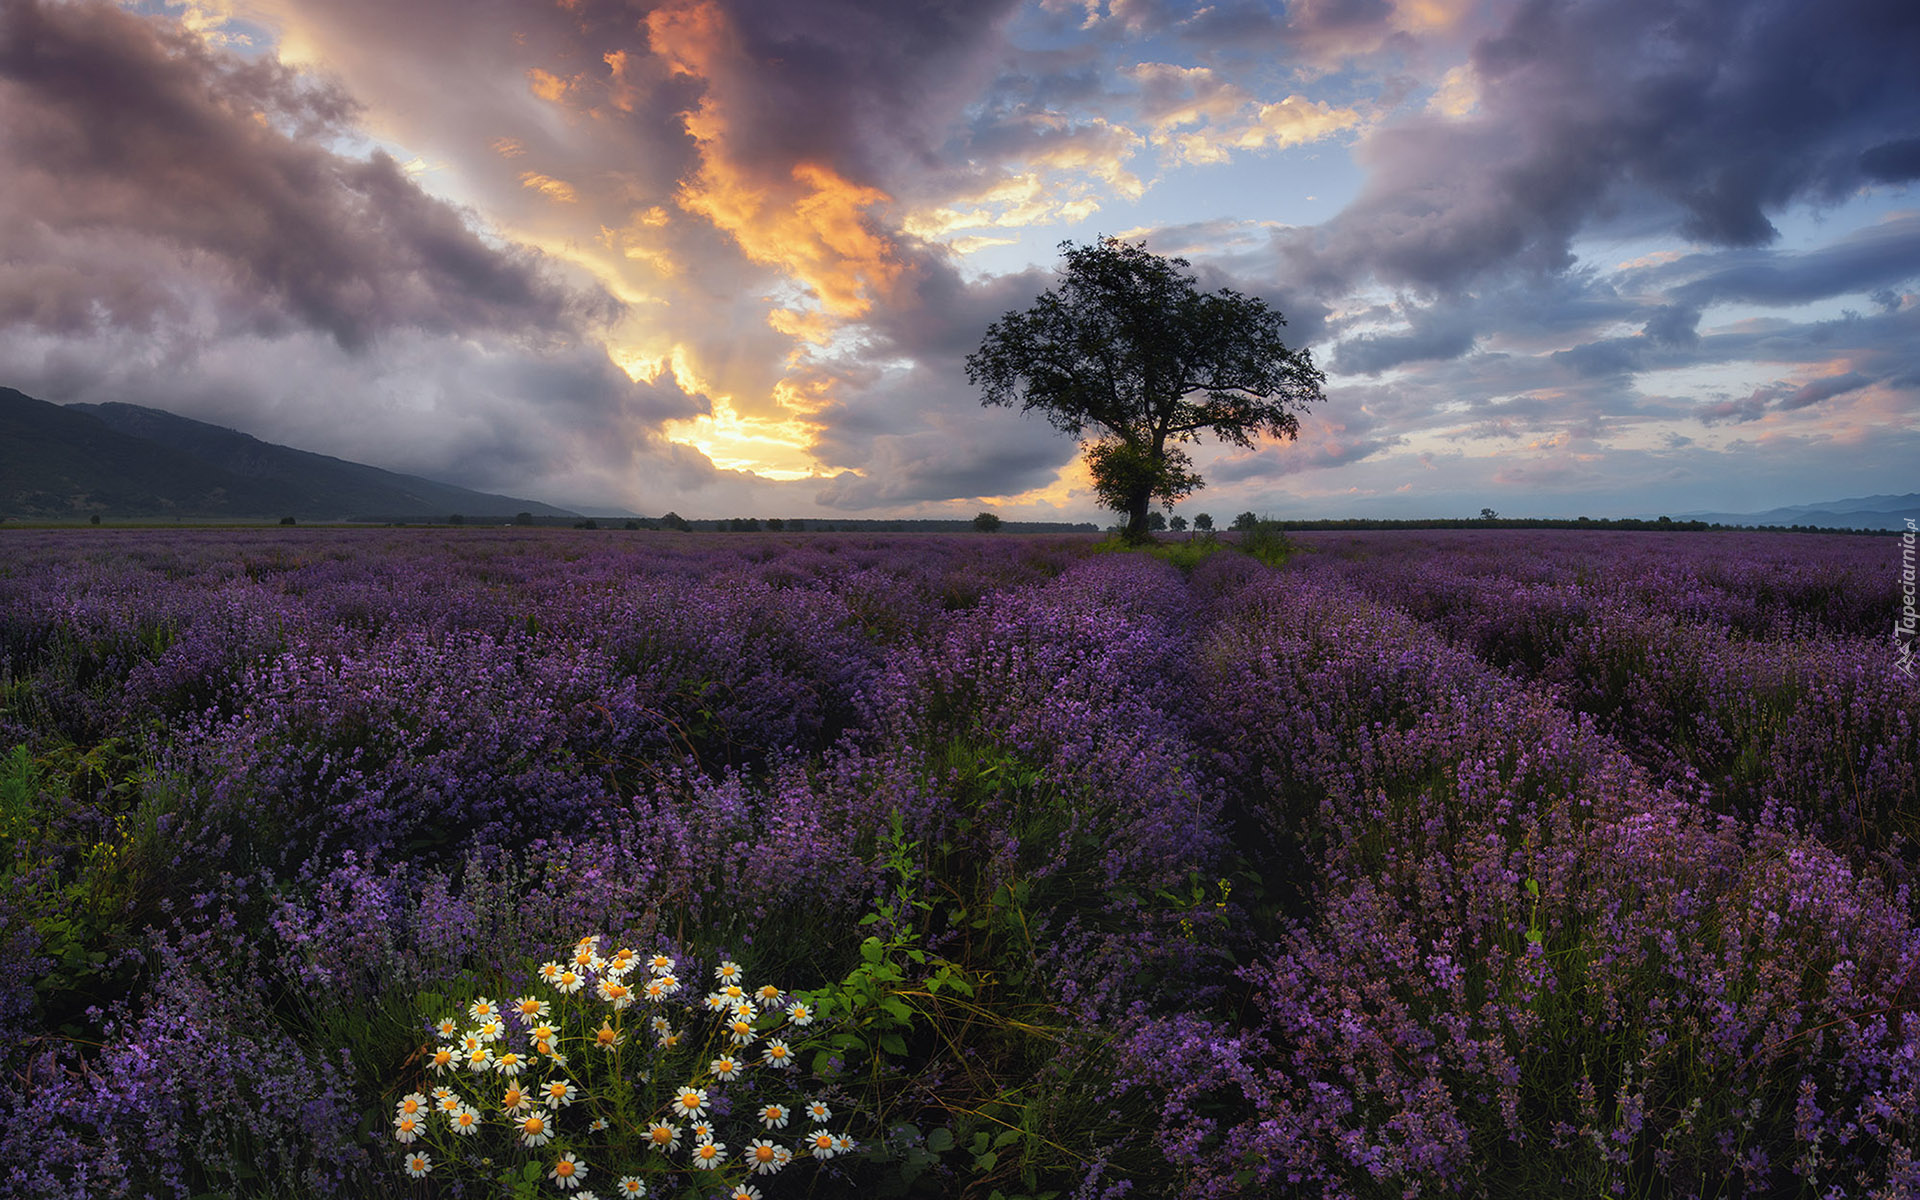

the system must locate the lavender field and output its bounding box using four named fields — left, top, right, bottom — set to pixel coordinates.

left=0, top=527, right=1915, bottom=1199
